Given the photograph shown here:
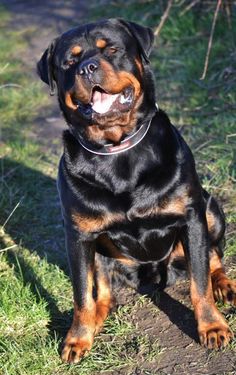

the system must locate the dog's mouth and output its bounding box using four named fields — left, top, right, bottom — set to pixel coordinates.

left=73, top=85, right=134, bottom=117
left=91, top=86, right=133, bottom=114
